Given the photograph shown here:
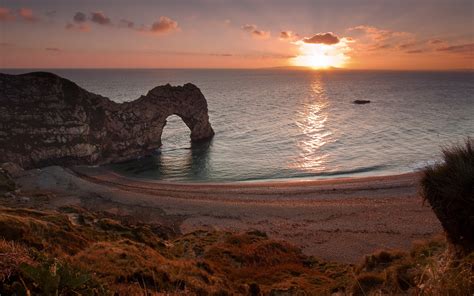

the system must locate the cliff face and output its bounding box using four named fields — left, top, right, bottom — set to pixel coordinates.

left=0, top=72, right=214, bottom=168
